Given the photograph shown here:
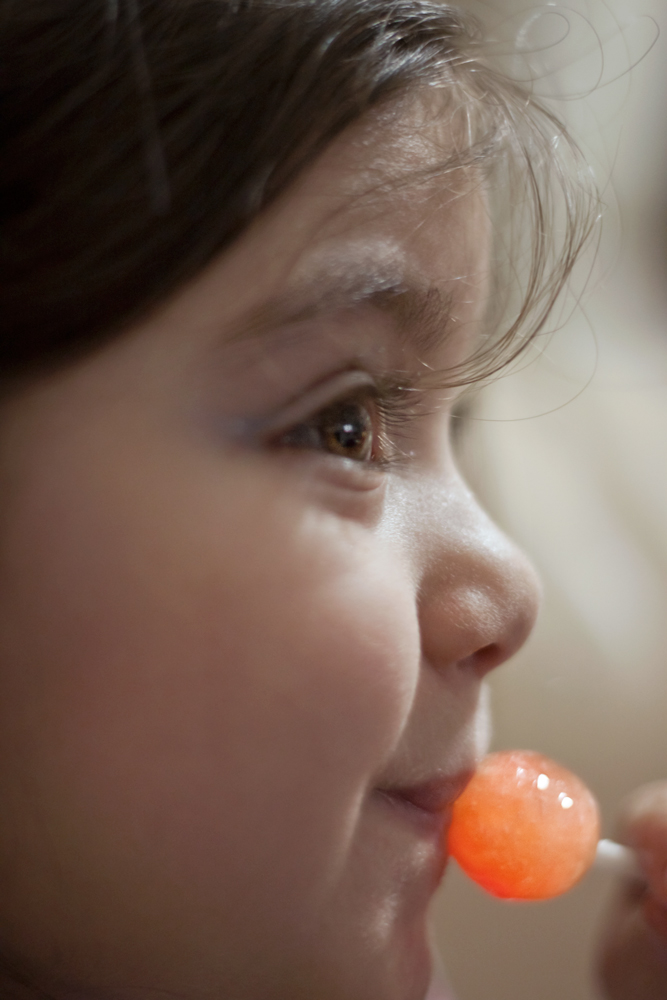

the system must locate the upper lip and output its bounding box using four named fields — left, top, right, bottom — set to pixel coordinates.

left=377, top=769, right=473, bottom=816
